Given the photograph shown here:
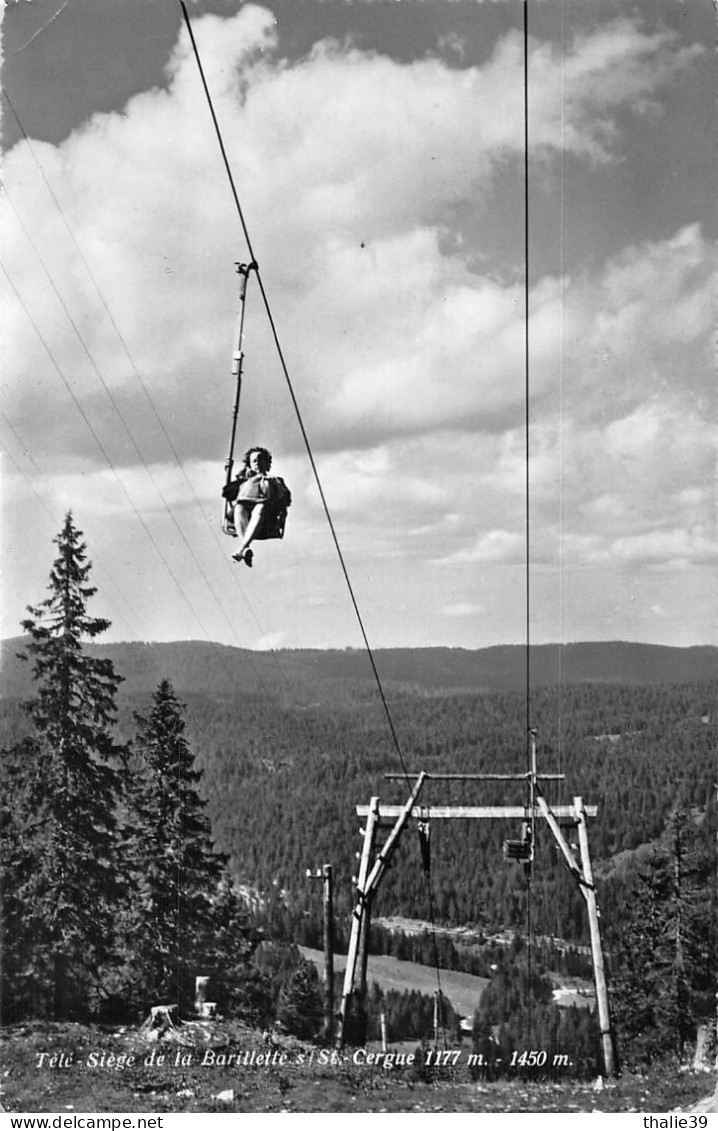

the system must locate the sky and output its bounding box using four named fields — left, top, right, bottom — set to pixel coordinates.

left=1, top=0, right=716, bottom=653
